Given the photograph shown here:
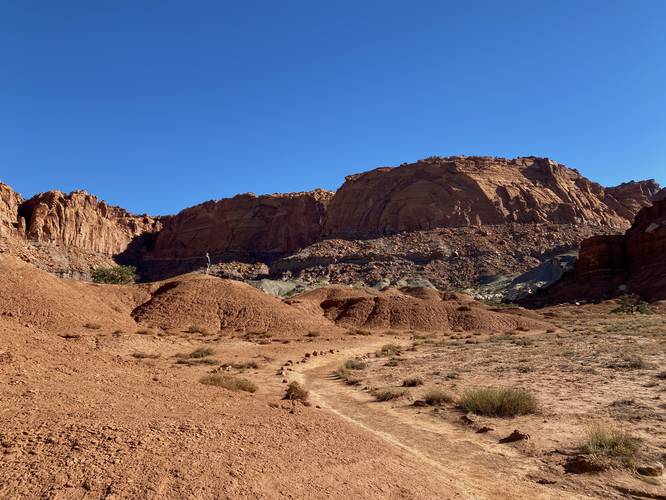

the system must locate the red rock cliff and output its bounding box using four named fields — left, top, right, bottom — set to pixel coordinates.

left=525, top=198, right=666, bottom=304
left=323, top=157, right=636, bottom=238
left=18, top=190, right=161, bottom=256
left=0, top=183, right=23, bottom=236
left=146, top=189, right=333, bottom=263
